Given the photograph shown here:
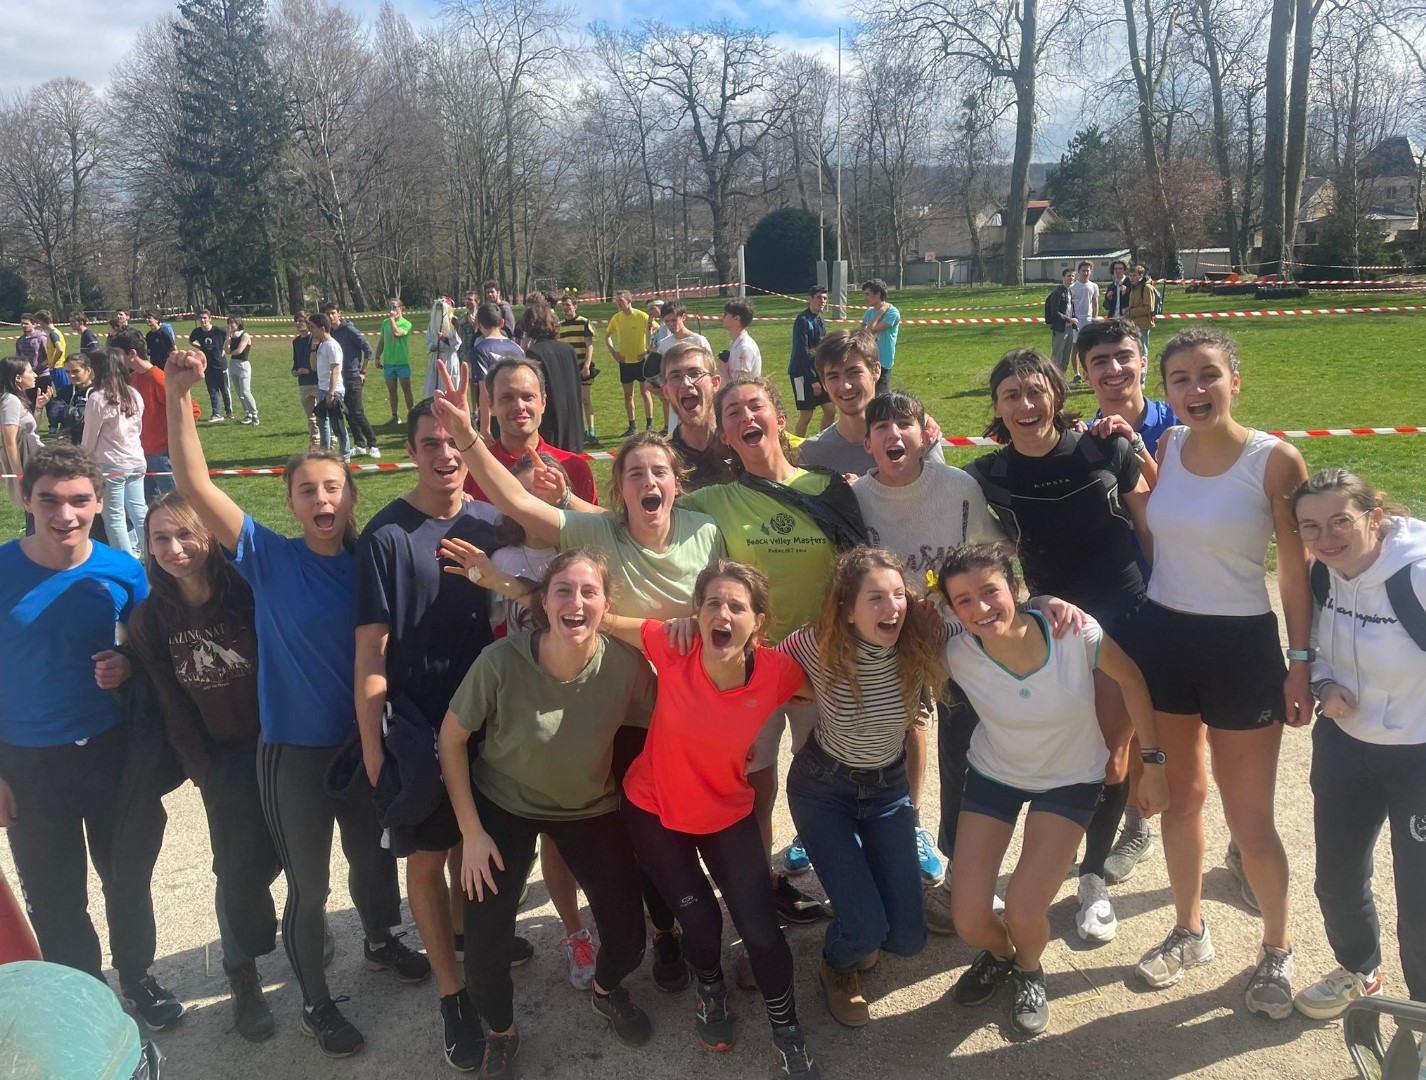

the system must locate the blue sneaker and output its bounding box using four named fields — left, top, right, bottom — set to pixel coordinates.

left=915, top=826, right=945, bottom=886
left=783, top=837, right=811, bottom=876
